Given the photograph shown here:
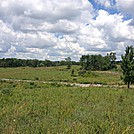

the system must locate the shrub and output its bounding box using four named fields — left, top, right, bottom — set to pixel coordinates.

left=78, top=70, right=86, bottom=76
left=73, top=78, right=77, bottom=81
left=71, top=74, right=77, bottom=77
left=60, top=79, right=69, bottom=82
left=34, top=77, right=39, bottom=80
left=1, top=88, right=13, bottom=96
left=30, top=82, right=35, bottom=85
